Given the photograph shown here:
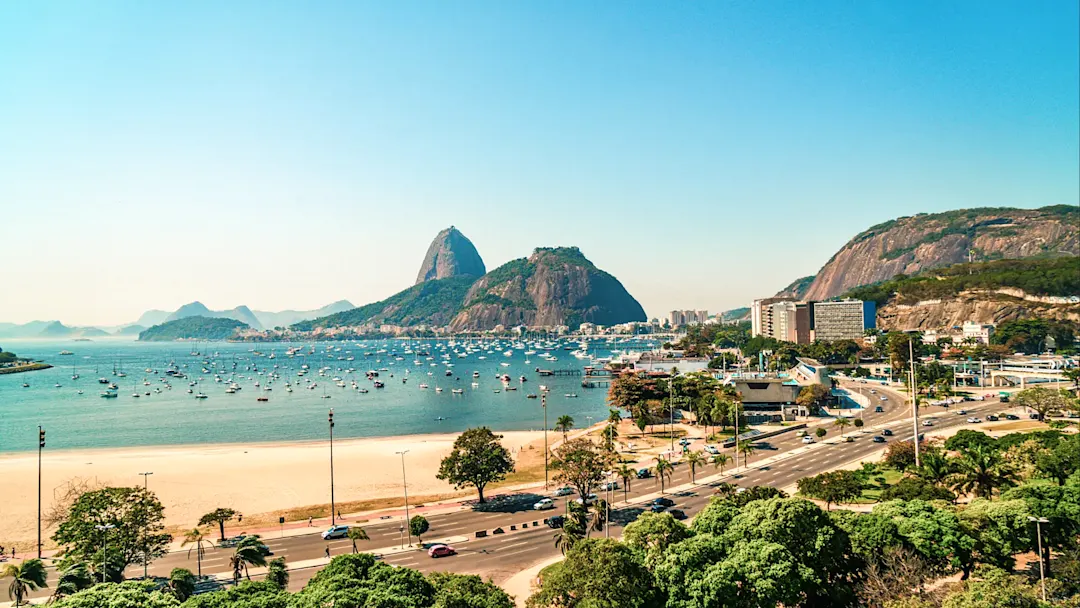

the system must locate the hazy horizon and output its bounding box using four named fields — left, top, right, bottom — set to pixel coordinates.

left=2, top=2, right=1077, bottom=327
